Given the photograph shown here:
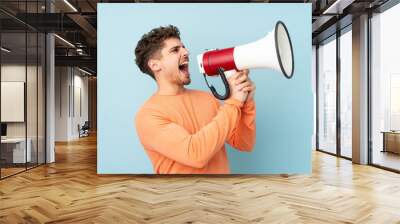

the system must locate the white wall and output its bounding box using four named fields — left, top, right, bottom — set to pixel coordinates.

left=55, top=66, right=69, bottom=141
left=1, top=66, right=26, bottom=133
left=72, top=73, right=89, bottom=138
left=55, top=67, right=89, bottom=141
left=1, top=65, right=42, bottom=137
